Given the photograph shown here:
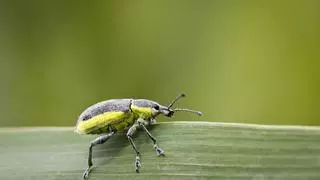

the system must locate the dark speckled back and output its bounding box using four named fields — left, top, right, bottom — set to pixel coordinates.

left=132, top=99, right=159, bottom=108
left=78, top=99, right=132, bottom=122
